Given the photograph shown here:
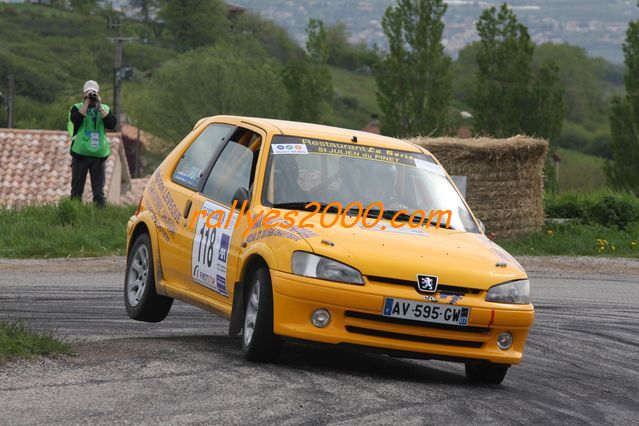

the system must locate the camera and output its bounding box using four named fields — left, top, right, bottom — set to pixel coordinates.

left=87, top=92, right=98, bottom=100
